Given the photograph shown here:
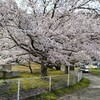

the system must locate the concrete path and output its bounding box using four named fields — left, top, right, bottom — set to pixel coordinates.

left=58, top=74, right=100, bottom=100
